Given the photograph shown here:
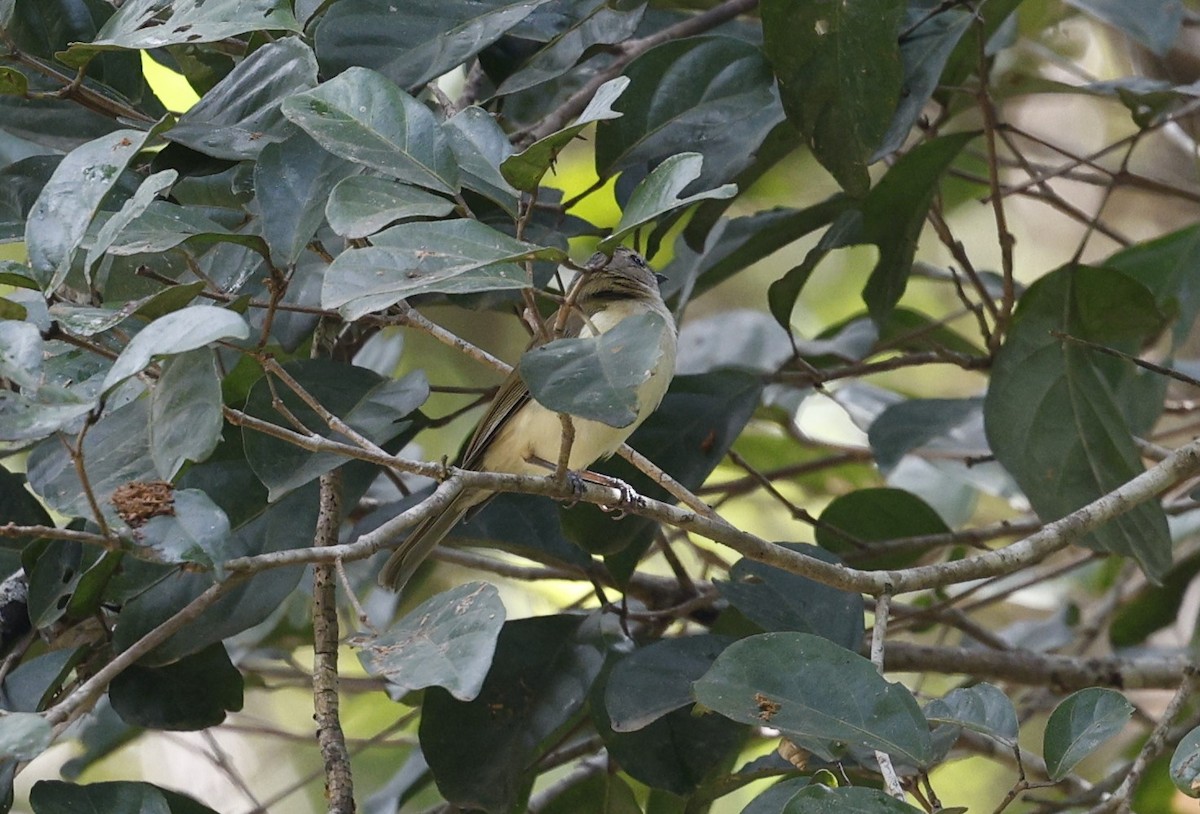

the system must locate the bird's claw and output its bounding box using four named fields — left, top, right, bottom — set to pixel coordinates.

left=600, top=478, right=640, bottom=519
left=561, top=471, right=587, bottom=508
